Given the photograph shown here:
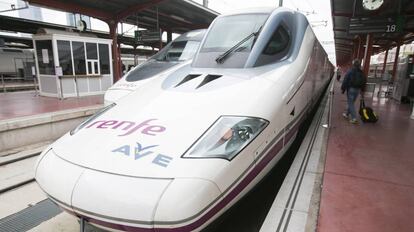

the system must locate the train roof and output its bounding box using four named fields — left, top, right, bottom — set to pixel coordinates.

left=222, top=7, right=276, bottom=16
